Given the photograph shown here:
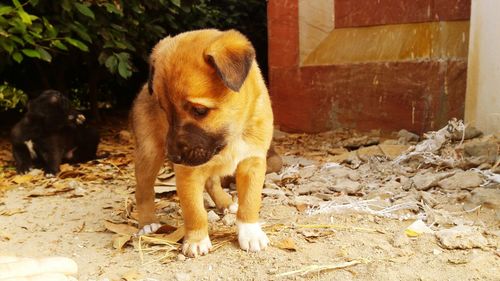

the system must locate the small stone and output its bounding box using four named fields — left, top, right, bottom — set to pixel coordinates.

left=397, top=129, right=420, bottom=143
left=391, top=233, right=411, bottom=248
left=273, top=129, right=287, bottom=140
left=327, top=147, right=348, bottom=155
left=381, top=139, right=400, bottom=145
left=438, top=171, right=483, bottom=190
left=265, top=172, right=282, bottom=183
left=282, top=155, right=317, bottom=167
left=298, top=165, right=317, bottom=179
left=418, top=191, right=439, bottom=207
left=432, top=248, right=442, bottom=255
left=356, top=145, right=384, bottom=161
left=319, top=165, right=353, bottom=178
left=295, top=182, right=328, bottom=195
left=177, top=254, right=186, bottom=261
left=207, top=210, right=220, bottom=222
left=451, top=125, right=482, bottom=141
left=222, top=213, right=236, bottom=226
left=203, top=193, right=216, bottom=208
left=464, top=137, right=498, bottom=164
left=435, top=225, right=488, bottom=249
left=262, top=188, right=286, bottom=198
left=267, top=152, right=283, bottom=173
left=468, top=187, right=500, bottom=210
left=174, top=272, right=191, bottom=281
left=342, top=135, right=379, bottom=149
left=382, top=179, right=401, bottom=190
left=411, top=171, right=453, bottom=191
left=293, top=195, right=323, bottom=206
left=378, top=144, right=411, bottom=160
left=329, top=178, right=362, bottom=194
left=347, top=172, right=361, bottom=181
